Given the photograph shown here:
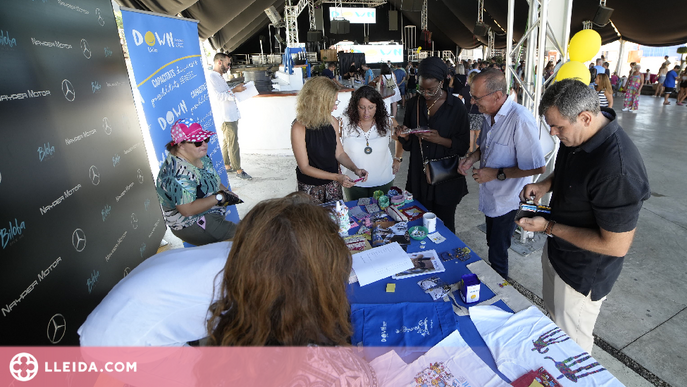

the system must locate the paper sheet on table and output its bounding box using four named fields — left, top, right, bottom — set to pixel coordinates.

left=351, top=242, right=413, bottom=286
left=235, top=81, right=259, bottom=102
